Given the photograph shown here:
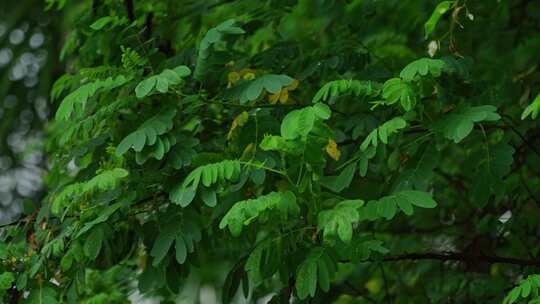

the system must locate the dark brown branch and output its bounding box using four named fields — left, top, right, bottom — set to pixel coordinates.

left=502, top=116, right=540, bottom=158
left=375, top=252, right=540, bottom=267
left=124, top=0, right=134, bottom=22
left=144, top=12, right=153, bottom=41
